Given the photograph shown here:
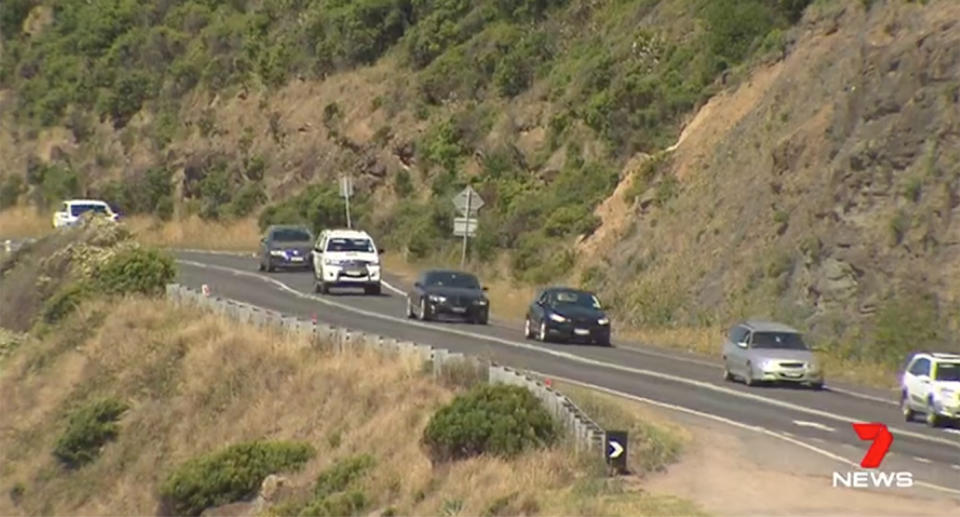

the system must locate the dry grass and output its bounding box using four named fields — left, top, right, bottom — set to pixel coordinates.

left=0, top=205, right=53, bottom=238
left=122, top=215, right=260, bottom=251
left=0, top=297, right=701, bottom=517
